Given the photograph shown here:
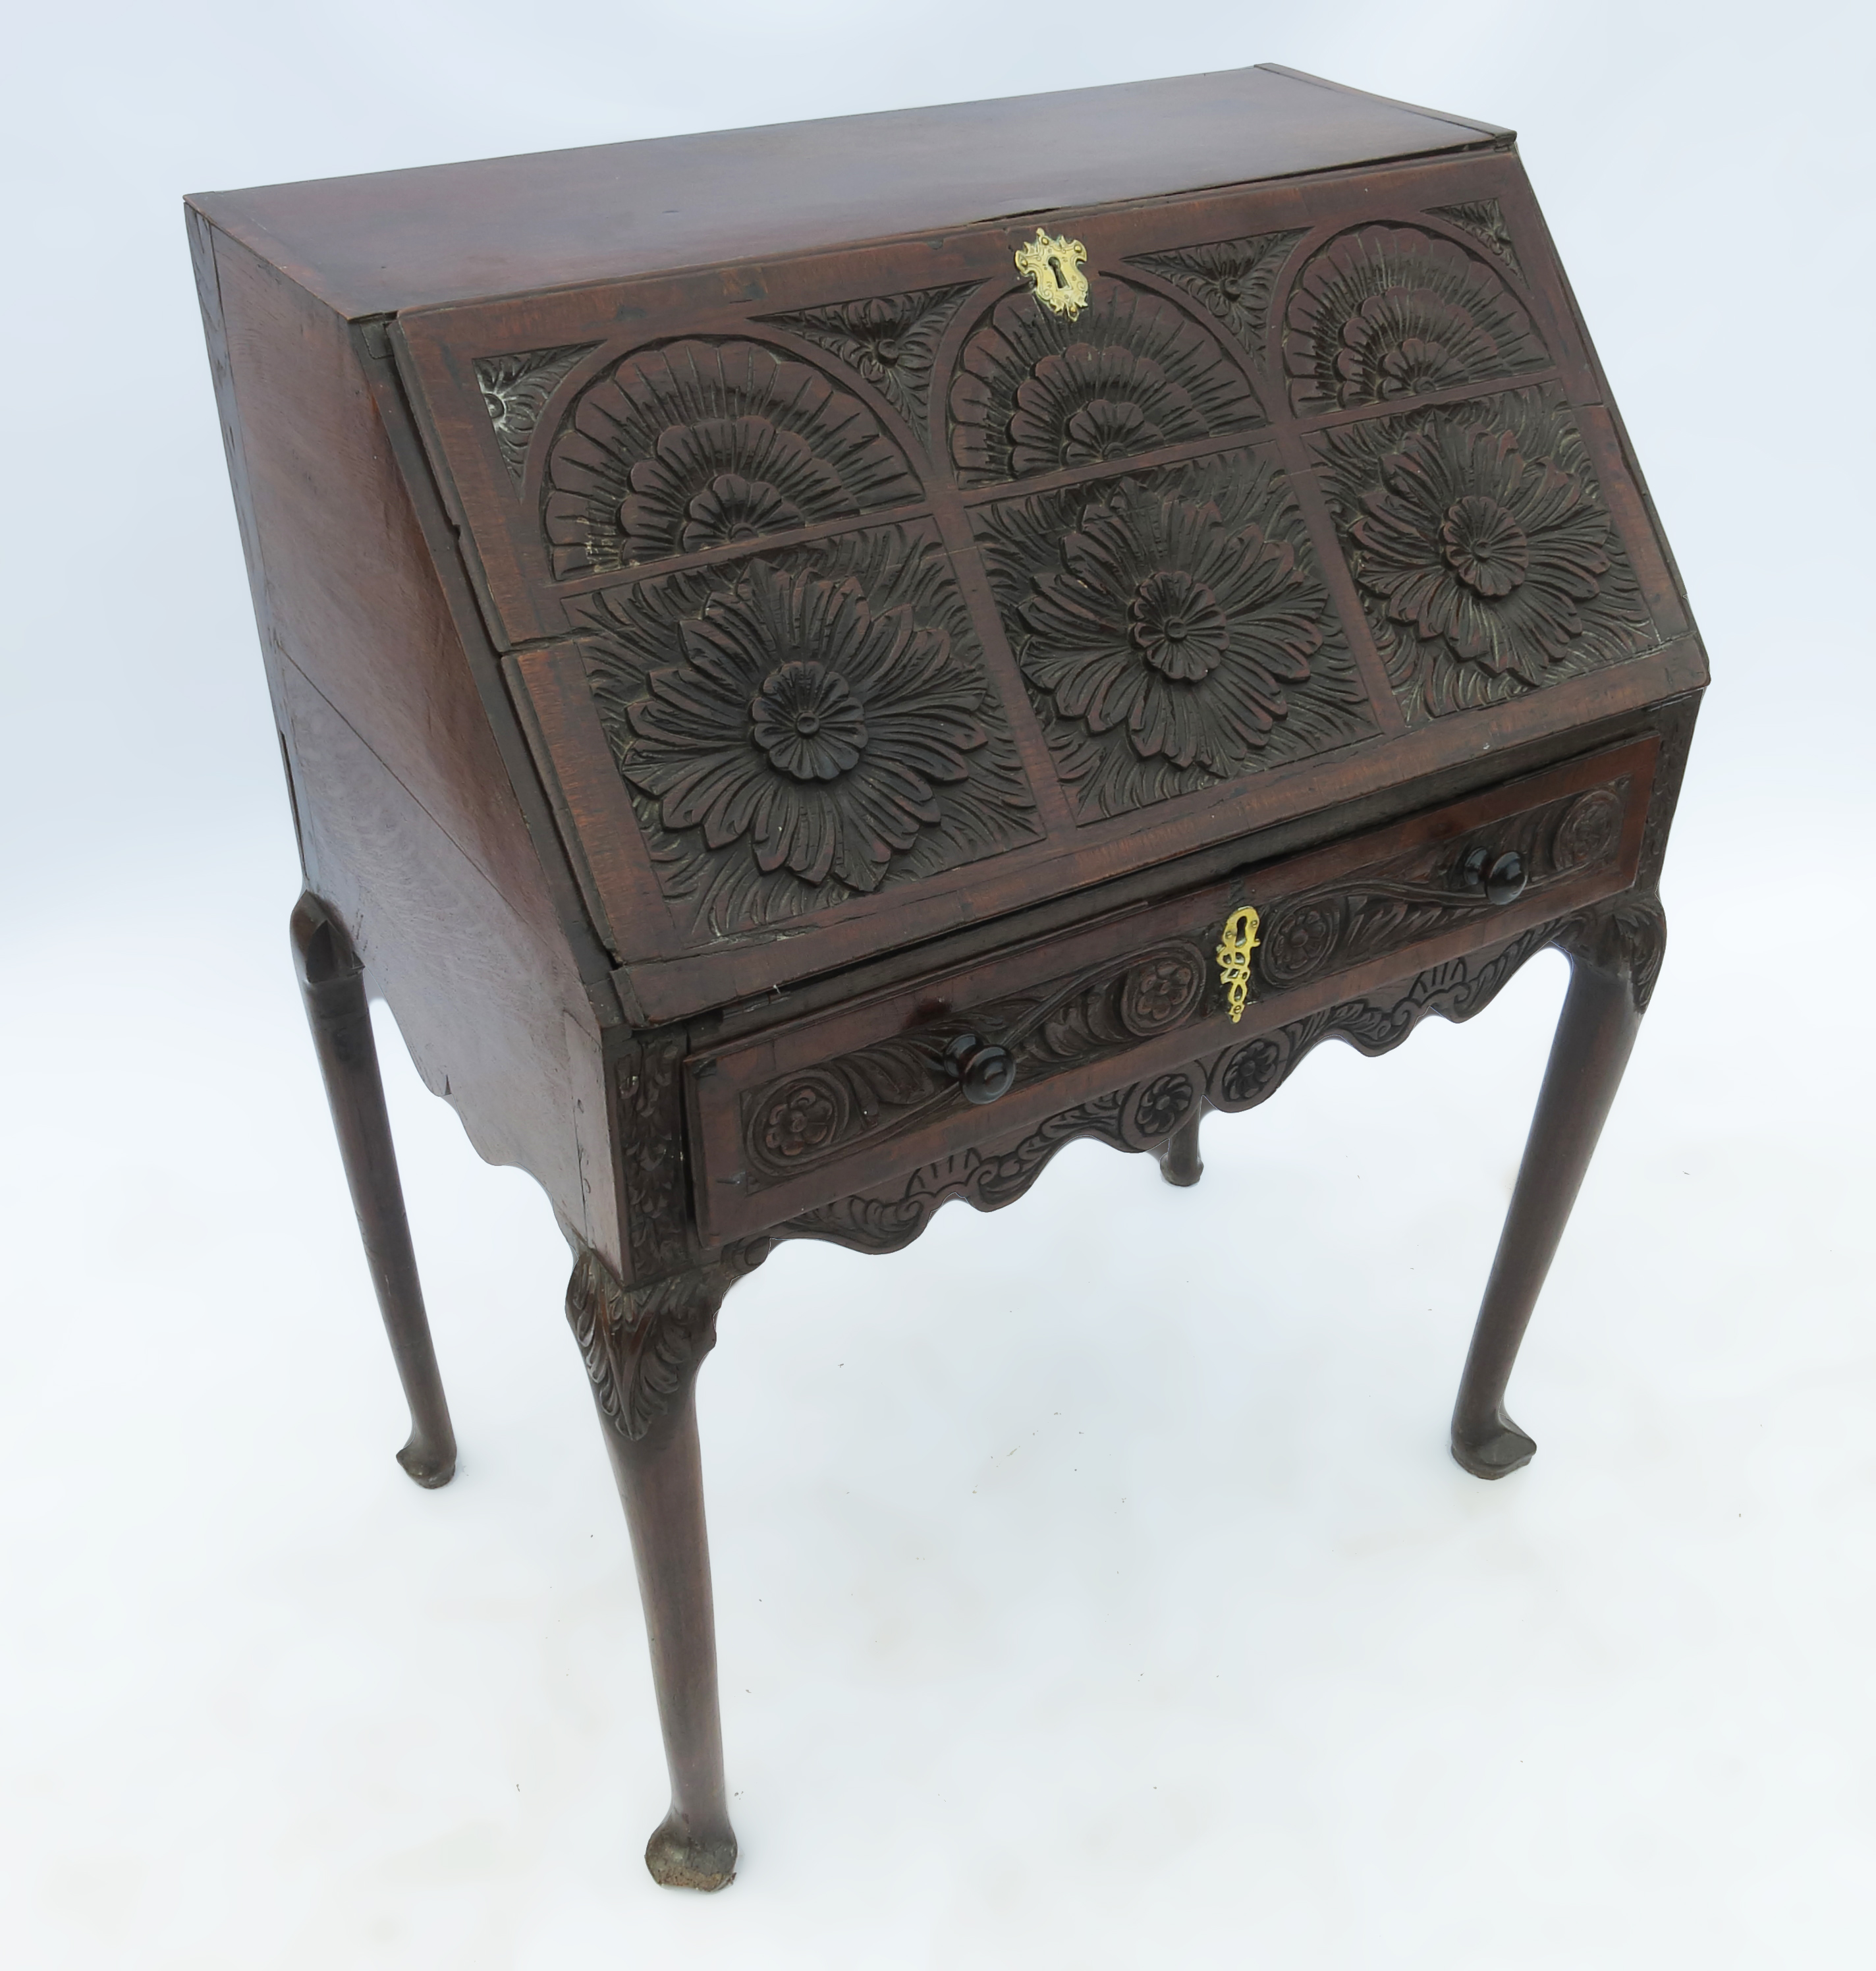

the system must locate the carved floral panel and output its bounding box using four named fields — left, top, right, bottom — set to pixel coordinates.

left=543, top=339, right=924, bottom=578
left=1309, top=384, right=1656, bottom=721
left=756, top=283, right=981, bottom=442
left=576, top=521, right=1041, bottom=933
left=972, top=448, right=1378, bottom=821
left=1124, top=229, right=1306, bottom=369
left=1282, top=223, right=1549, bottom=416
left=949, top=276, right=1263, bottom=486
